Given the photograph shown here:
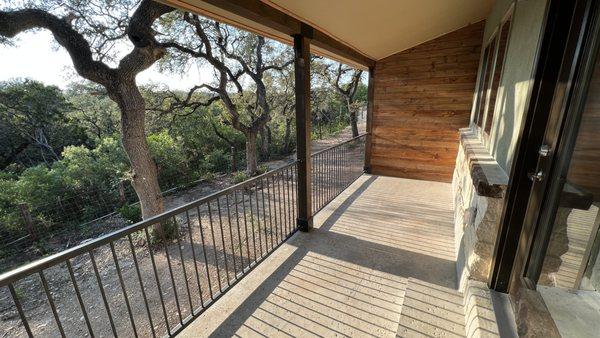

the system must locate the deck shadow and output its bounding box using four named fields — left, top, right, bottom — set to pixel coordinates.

left=201, top=175, right=458, bottom=337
